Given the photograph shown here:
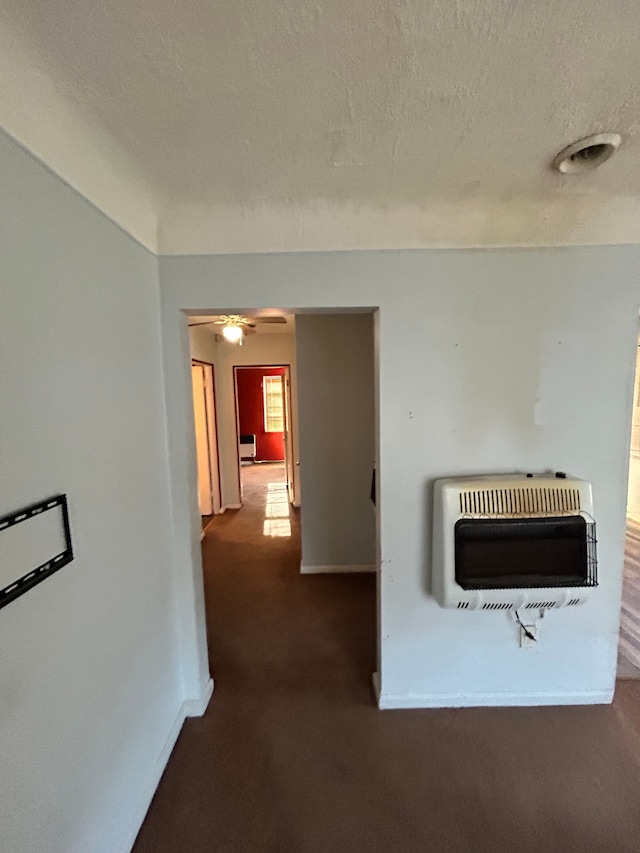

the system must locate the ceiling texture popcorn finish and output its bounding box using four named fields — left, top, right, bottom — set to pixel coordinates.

left=1, top=0, right=640, bottom=252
